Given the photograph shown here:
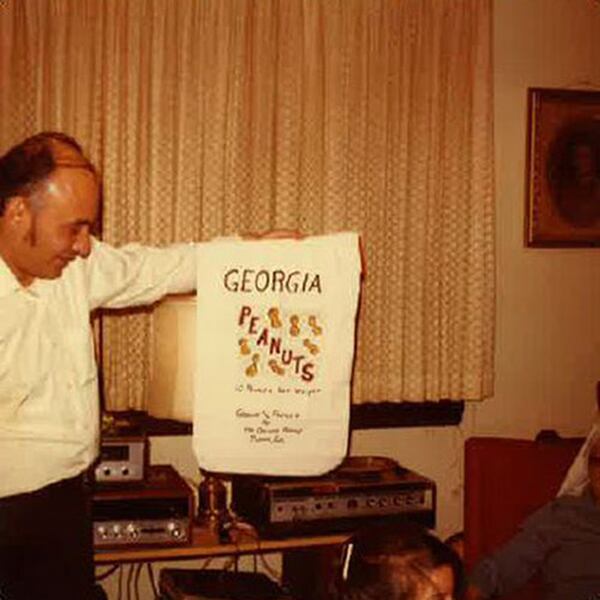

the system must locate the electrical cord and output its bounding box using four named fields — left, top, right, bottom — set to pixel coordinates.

left=95, top=565, right=119, bottom=581
left=95, top=561, right=160, bottom=599
left=134, top=563, right=143, bottom=600
left=126, top=563, right=133, bottom=600
left=225, top=518, right=282, bottom=581
left=146, top=562, right=159, bottom=599
left=117, top=565, right=123, bottom=600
